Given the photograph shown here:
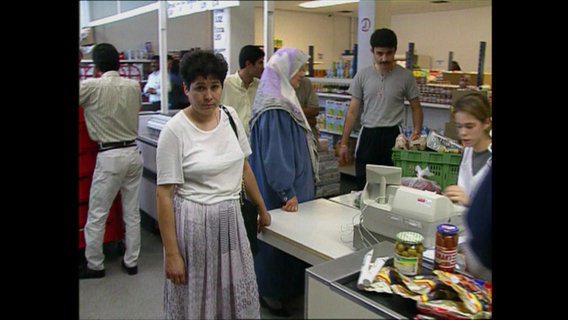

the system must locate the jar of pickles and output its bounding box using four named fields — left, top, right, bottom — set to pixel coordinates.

left=394, top=231, right=424, bottom=276
left=434, top=223, right=459, bottom=272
